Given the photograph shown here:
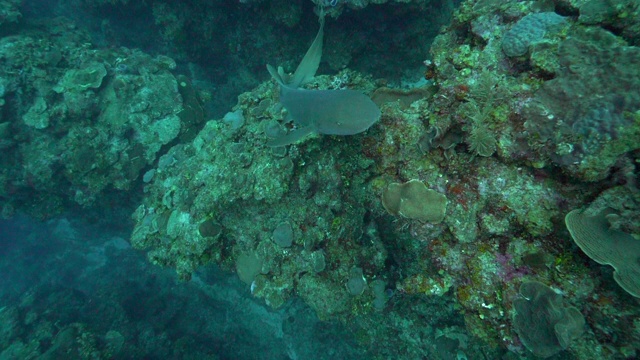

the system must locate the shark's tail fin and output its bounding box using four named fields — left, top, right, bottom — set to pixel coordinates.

left=290, top=13, right=324, bottom=88
left=266, top=13, right=325, bottom=89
